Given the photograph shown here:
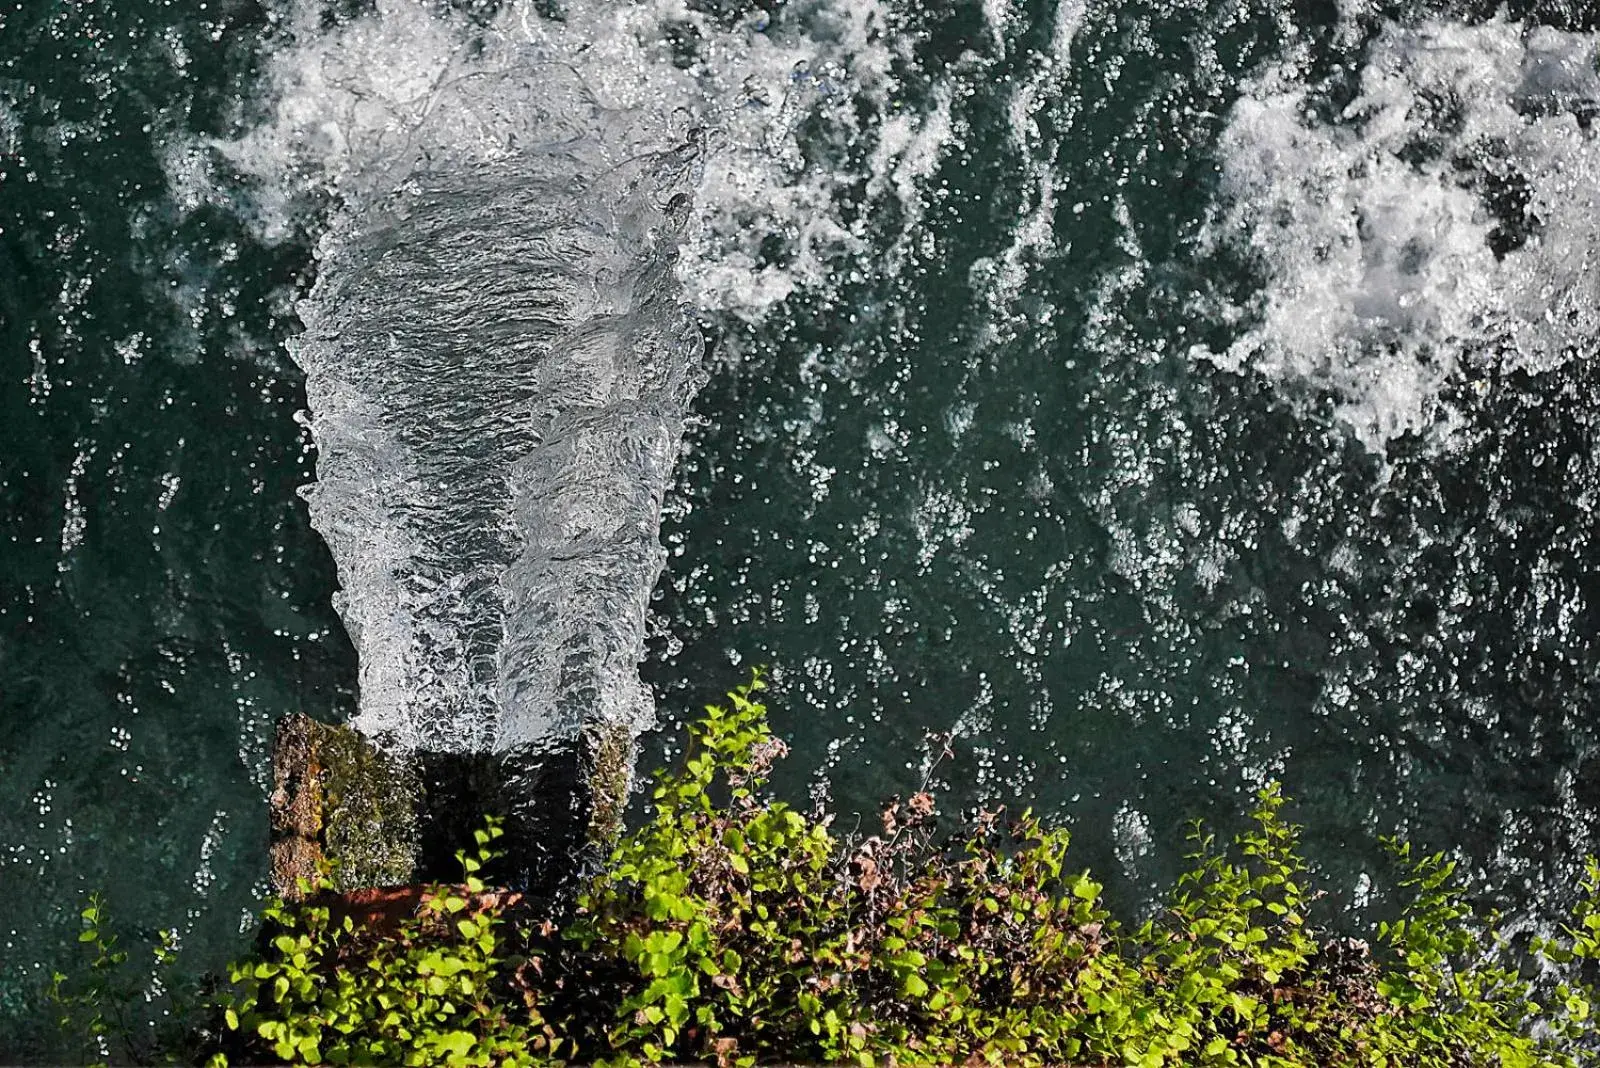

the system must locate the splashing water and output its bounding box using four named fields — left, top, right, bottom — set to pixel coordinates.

left=1203, top=17, right=1600, bottom=453
left=16, top=1, right=1600, bottom=1050
left=643, top=0, right=1600, bottom=931
left=212, top=0, right=955, bottom=756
